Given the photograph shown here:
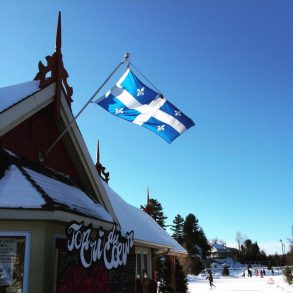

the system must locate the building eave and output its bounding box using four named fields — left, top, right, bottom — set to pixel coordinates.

left=0, top=83, right=55, bottom=137
left=134, top=239, right=187, bottom=255
left=0, top=209, right=115, bottom=231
